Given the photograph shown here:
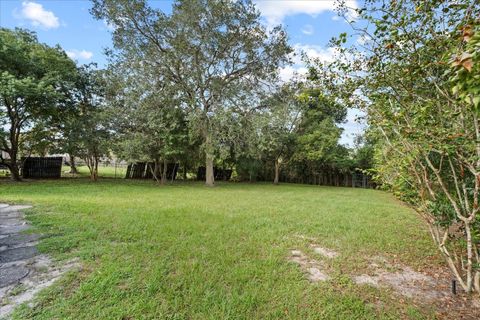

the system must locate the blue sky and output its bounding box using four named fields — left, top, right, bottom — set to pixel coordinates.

left=0, top=0, right=365, bottom=145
